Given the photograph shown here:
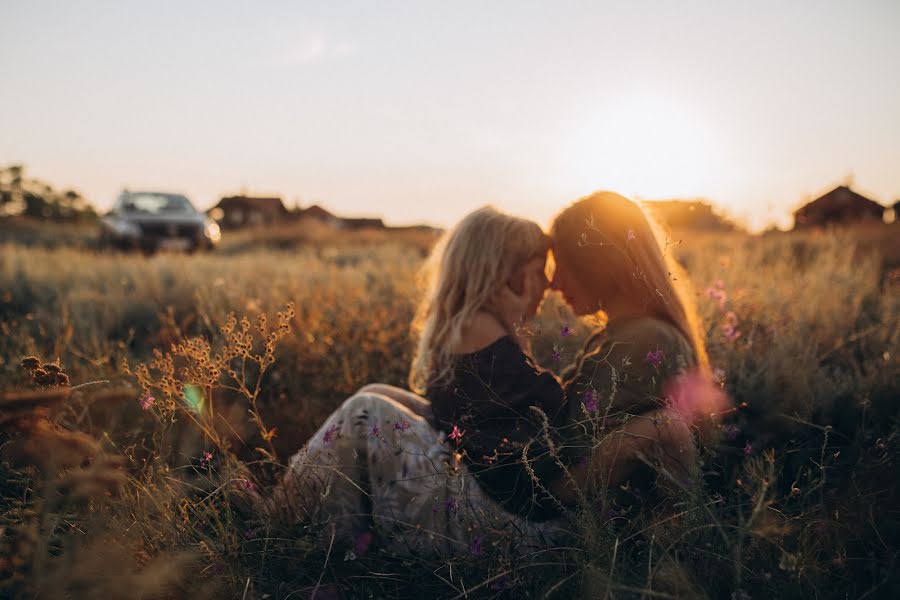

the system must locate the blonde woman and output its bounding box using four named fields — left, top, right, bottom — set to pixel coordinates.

left=275, top=207, right=576, bottom=557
